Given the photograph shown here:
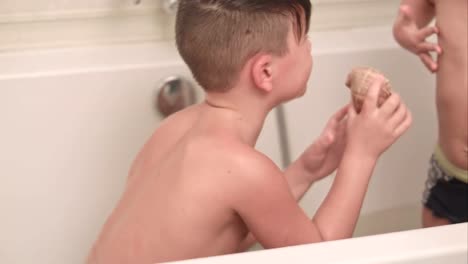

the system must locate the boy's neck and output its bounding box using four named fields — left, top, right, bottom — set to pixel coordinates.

left=204, top=92, right=273, bottom=147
